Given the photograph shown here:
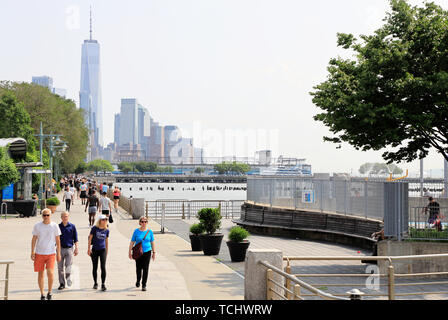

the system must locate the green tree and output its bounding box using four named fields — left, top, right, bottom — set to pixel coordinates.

left=74, top=161, right=87, bottom=174
left=214, top=161, right=251, bottom=174
left=87, top=159, right=114, bottom=175
left=359, top=162, right=403, bottom=175
left=0, top=81, right=88, bottom=172
left=0, top=92, right=36, bottom=152
left=134, top=161, right=158, bottom=173
left=311, top=0, right=448, bottom=163
left=0, top=147, right=20, bottom=189
left=194, top=167, right=205, bottom=174
left=118, top=162, right=134, bottom=173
